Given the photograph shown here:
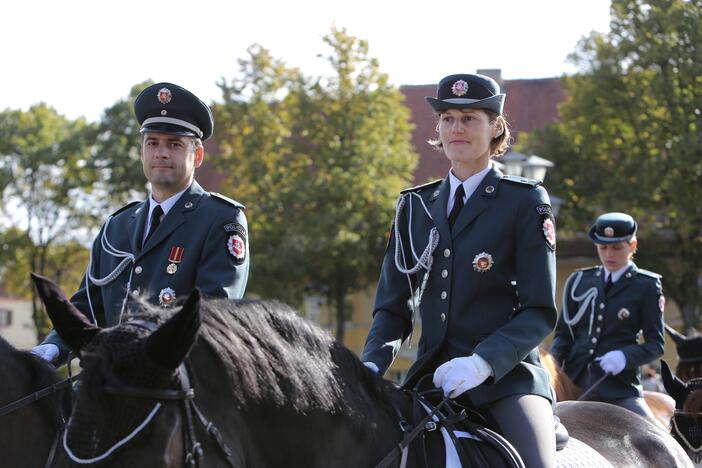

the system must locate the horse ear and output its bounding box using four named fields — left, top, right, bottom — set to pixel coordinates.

left=145, top=288, right=202, bottom=370
left=661, top=359, right=687, bottom=406
left=665, top=324, right=686, bottom=346
left=31, top=273, right=100, bottom=351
